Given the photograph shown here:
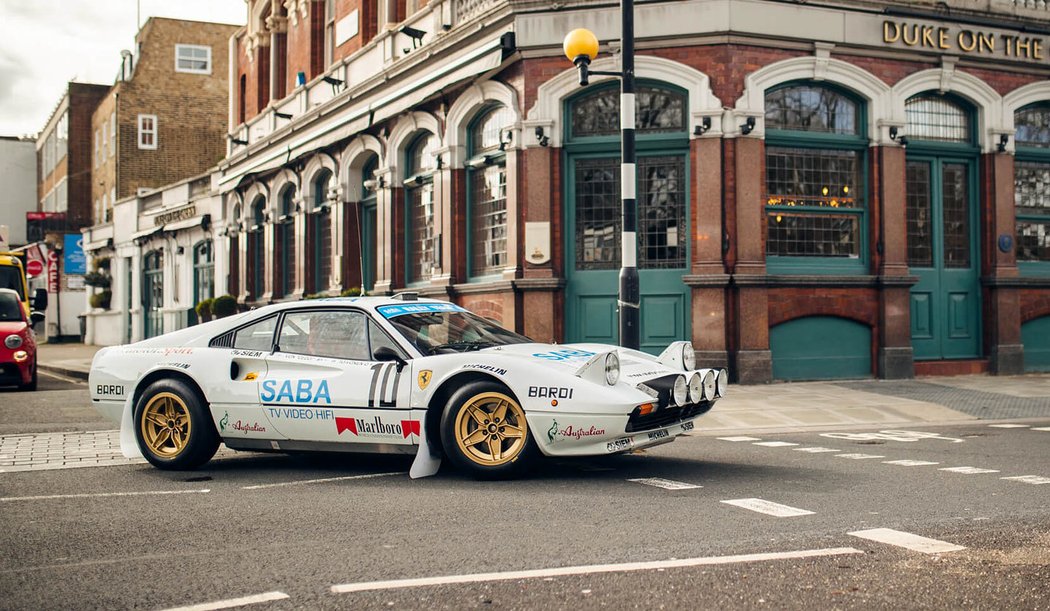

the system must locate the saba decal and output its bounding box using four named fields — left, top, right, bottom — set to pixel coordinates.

left=336, top=416, right=421, bottom=439
left=547, top=419, right=606, bottom=443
